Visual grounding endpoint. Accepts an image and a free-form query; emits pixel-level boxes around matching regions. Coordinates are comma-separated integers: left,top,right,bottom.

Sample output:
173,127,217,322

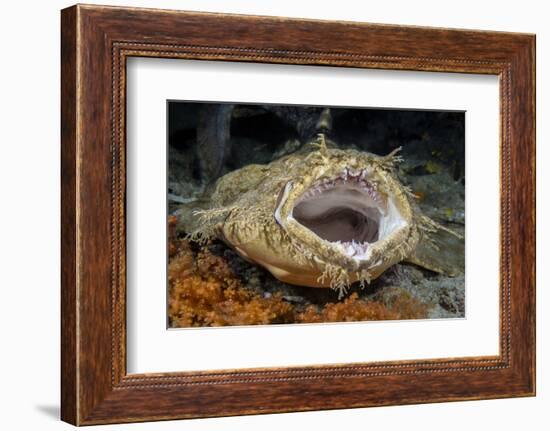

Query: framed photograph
61,4,535,425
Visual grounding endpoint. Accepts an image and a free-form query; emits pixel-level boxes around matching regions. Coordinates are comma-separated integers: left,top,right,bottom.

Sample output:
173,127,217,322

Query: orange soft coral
168,232,429,327
168,241,294,327
296,293,399,323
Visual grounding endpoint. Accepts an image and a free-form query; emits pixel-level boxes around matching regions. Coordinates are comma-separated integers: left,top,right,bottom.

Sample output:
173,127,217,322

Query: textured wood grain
60,4,535,425
60,6,78,425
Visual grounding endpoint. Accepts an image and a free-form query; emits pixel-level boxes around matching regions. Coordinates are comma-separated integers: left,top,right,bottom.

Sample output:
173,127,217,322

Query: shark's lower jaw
290,168,404,261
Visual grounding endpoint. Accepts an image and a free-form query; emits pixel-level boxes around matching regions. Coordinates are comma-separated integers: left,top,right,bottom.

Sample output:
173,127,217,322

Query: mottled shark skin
181,135,463,298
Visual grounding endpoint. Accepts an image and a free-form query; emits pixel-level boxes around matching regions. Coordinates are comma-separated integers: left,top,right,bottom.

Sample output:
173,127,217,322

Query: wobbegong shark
179,134,464,298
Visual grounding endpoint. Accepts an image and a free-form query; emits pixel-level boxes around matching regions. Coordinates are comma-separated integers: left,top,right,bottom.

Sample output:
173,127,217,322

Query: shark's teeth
334,239,370,259
300,168,381,203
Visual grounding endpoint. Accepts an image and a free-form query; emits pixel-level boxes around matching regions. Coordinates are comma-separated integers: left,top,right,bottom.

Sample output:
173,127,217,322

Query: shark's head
272,137,419,289
189,135,450,296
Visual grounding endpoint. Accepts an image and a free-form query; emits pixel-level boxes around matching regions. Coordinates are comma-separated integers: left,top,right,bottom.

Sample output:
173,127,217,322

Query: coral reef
168,231,295,327
295,291,428,323
168,226,430,327
167,104,466,327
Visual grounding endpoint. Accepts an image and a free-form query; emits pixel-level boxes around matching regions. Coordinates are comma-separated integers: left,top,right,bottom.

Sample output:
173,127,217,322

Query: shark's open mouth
291,168,400,260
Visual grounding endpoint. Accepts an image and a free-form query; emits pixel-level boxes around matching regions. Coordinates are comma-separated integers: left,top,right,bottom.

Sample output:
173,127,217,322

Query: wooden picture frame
61,4,535,425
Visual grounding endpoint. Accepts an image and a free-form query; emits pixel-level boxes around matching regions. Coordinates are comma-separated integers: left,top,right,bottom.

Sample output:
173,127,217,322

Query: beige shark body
183,135,463,297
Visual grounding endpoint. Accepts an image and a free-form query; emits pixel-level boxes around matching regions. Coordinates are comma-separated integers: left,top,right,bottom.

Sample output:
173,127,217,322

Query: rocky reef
168,217,431,327
167,104,465,327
